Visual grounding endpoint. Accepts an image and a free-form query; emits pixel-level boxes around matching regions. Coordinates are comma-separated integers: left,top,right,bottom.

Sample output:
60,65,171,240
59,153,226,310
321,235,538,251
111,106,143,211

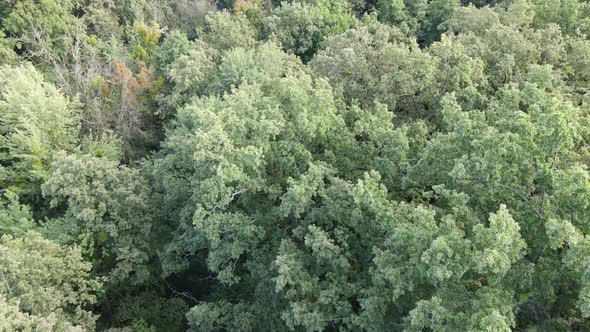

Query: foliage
3,0,79,56
0,190,35,236
377,0,428,34
419,0,460,45
0,232,101,330
264,0,354,61
310,21,436,112
42,151,156,284
0,31,17,65
0,64,79,199
1,0,590,331
167,0,216,39
532,0,590,36
198,10,258,52
131,22,161,62
111,291,189,331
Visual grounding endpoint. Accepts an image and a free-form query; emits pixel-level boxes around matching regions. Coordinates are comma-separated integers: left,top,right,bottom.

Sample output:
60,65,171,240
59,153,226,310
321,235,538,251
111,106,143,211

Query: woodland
1,0,590,331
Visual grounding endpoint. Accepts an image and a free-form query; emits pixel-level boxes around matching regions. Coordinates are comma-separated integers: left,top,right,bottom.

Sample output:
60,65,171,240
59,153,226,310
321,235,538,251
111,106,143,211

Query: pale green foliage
157,43,360,329
406,288,515,332
0,190,35,236
80,132,124,161
158,66,345,279
407,79,584,203
212,42,303,93
274,173,387,331
186,302,256,332
42,152,155,284
532,0,590,36
472,205,526,278
427,34,488,110
0,64,79,195
153,30,193,77
345,102,418,191
311,22,435,111
162,40,219,116
0,297,85,332
279,162,334,218
83,0,125,40
107,0,173,31
271,170,527,330
0,232,101,331
102,319,157,332
198,11,258,51
564,37,590,90
157,4,590,328
400,54,589,329
163,40,303,114
444,1,575,89
166,0,216,39
0,31,17,65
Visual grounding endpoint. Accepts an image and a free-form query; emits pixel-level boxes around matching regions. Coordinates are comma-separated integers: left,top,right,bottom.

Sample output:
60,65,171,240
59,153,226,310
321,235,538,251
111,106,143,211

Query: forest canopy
1,0,590,331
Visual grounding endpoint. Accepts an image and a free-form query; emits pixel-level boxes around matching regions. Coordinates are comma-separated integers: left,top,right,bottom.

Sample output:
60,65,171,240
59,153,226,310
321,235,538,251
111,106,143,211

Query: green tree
154,43,362,329
198,10,259,52
0,232,101,331
310,21,436,113
264,0,354,62
532,0,590,36
377,0,428,34
3,0,80,57
0,190,35,236
419,0,460,45
42,151,156,284
0,64,79,200
0,31,17,65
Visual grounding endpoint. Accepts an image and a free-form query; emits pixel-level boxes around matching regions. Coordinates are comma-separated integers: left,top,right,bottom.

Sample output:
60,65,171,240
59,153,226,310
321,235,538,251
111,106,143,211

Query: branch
231,188,248,200
164,281,199,304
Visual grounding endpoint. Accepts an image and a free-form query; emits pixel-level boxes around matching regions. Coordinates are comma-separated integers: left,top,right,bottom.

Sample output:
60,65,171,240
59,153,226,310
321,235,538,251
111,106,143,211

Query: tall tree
0,64,79,202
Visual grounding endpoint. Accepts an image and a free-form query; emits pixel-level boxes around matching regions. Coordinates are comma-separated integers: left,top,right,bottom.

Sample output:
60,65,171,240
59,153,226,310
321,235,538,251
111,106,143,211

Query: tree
0,190,35,236
198,10,259,52
0,64,79,201
42,151,156,285
2,0,89,94
153,42,363,329
167,0,216,39
1,0,590,330
159,39,219,118
83,0,125,41
3,0,79,58
377,0,428,34
0,232,101,330
419,0,460,45
264,0,354,62
110,291,189,331
310,20,436,113
0,31,17,65
403,77,589,328
532,0,590,37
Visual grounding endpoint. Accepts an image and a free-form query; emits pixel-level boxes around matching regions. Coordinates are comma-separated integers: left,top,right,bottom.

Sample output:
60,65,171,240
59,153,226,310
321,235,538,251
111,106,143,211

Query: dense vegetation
1,0,590,330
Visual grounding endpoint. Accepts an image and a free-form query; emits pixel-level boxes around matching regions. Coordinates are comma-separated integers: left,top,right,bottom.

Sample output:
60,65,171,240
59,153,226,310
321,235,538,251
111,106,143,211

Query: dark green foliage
264,0,354,62
110,292,189,331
